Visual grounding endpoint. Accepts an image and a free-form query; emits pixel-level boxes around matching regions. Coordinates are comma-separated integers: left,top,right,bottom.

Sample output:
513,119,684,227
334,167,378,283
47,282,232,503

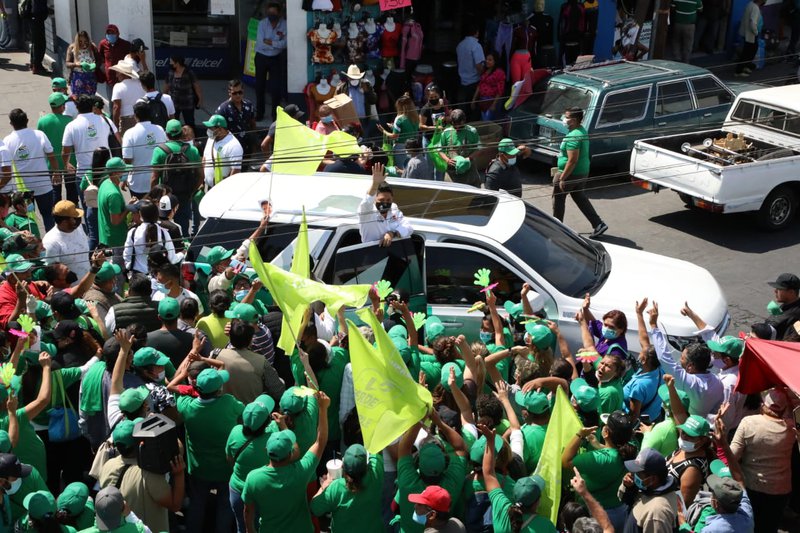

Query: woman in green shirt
378,94,420,169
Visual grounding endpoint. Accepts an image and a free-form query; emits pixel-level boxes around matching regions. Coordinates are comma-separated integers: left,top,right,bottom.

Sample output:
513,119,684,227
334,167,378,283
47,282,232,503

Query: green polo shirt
291,347,348,442
396,454,467,533
599,378,624,415
36,113,73,171
225,425,275,494
97,178,126,247
573,447,626,509
558,126,590,176
520,423,548,473
672,0,703,24
489,488,558,533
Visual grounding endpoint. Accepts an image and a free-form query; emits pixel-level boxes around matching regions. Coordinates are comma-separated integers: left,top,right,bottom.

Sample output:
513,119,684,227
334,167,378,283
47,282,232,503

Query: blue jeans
187,477,233,533
393,144,409,170
229,485,257,533
382,469,397,531
85,207,99,251
174,194,192,237
34,191,55,231
605,503,629,533
191,194,204,236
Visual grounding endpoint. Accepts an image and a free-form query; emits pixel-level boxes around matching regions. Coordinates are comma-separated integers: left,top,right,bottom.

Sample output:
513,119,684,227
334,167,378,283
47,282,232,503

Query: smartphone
229,258,246,274
640,414,652,426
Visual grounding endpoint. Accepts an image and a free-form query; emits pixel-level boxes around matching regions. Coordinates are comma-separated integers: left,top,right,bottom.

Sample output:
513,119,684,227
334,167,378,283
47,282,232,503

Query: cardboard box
324,94,360,128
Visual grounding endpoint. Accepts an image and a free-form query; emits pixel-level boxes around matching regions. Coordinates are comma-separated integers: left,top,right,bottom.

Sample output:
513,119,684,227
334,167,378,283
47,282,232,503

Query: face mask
429,98,439,105
506,157,517,166
595,370,613,383
321,115,335,124
601,326,617,340
562,116,570,126
234,289,249,302
479,331,492,343
350,79,360,87
119,173,128,184
206,129,216,140
711,358,726,370
767,300,782,315
154,282,169,294
633,474,646,491
267,13,279,22
156,370,166,382
26,202,34,214
169,64,177,71
678,437,698,452
412,511,428,525
375,202,391,214
106,34,117,44
66,271,78,285
6,478,21,495
524,332,532,345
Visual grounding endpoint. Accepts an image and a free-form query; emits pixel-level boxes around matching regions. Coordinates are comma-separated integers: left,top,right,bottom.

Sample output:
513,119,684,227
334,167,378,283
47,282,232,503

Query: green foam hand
473,268,492,288
17,315,34,334
412,312,426,331
375,280,393,300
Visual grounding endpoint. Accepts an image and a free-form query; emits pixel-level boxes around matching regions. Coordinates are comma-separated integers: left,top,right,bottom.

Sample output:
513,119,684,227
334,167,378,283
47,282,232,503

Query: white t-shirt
62,113,113,175
203,133,243,187
42,225,91,280
121,121,167,194
0,141,11,194
64,99,78,118
142,91,176,117
111,78,145,117
122,222,183,273
3,128,54,196
152,287,204,315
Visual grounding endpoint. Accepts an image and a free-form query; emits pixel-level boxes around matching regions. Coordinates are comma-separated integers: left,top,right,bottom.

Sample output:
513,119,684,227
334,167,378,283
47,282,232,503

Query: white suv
194,172,730,351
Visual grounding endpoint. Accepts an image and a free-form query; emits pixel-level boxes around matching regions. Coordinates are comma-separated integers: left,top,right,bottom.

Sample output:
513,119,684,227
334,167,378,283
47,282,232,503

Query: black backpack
142,93,168,128
158,142,194,196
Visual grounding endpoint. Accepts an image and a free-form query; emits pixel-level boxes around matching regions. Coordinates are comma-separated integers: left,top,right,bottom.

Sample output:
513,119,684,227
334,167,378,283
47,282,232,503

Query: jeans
748,488,789,533
34,191,54,231
53,173,79,205
192,192,204,236
174,193,193,236
392,144,409,170
85,207,98,252
29,15,45,69
605,504,628,533
254,52,287,120
187,477,234,533
458,83,479,120
671,23,696,64
37,430,92,495
229,485,257,533
552,173,603,228
381,470,397,531
737,41,758,73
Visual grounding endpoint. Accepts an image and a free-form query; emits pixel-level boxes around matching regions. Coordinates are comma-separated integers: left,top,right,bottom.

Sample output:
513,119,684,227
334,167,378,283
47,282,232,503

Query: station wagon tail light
693,199,724,213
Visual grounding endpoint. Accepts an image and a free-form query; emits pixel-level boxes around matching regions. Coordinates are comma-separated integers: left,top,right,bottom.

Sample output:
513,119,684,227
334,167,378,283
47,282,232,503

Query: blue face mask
6,478,22,495
601,326,617,340
106,34,117,44
234,289,249,302
321,115,335,124
154,282,169,294
634,474,646,491
479,331,492,343
412,511,428,525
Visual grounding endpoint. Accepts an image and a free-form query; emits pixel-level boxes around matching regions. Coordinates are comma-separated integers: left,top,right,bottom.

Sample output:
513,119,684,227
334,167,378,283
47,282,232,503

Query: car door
590,85,652,167
654,79,700,133
689,75,734,128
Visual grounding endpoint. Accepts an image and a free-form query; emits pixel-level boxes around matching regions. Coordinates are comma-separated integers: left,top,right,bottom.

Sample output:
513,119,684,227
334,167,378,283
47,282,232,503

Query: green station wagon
509,60,761,168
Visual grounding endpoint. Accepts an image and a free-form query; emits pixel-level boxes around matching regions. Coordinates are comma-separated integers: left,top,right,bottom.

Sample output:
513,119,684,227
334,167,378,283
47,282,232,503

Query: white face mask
678,437,698,452
595,370,613,384
350,79,360,87
562,116,570,126
506,157,517,166
6,478,21,495
711,358,726,370
156,371,166,382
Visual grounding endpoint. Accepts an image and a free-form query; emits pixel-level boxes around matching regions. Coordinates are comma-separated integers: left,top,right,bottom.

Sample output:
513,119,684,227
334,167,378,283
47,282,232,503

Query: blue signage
154,46,231,78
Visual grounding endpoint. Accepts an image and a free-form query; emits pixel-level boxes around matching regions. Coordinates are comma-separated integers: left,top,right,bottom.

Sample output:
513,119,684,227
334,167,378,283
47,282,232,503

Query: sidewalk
0,51,56,122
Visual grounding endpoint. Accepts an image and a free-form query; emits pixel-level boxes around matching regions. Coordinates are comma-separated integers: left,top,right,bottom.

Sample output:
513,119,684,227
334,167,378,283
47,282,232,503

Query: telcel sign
154,48,229,77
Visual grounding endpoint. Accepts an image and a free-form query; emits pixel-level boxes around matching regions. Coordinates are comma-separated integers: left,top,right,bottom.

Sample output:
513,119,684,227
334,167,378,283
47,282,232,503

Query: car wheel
756,186,798,231
677,192,695,208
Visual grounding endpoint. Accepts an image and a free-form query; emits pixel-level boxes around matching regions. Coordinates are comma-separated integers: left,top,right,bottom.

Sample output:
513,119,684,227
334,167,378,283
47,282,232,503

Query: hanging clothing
513,23,538,56
309,82,335,118
308,28,338,64
495,22,514,72
311,0,334,9
365,23,383,59
381,24,401,58
510,51,532,84
346,27,367,63
400,21,424,69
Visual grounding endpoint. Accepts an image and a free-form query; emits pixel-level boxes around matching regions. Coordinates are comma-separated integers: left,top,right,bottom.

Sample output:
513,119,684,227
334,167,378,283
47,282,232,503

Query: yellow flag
271,107,361,175
348,308,432,454
248,242,370,354
277,209,310,353
534,386,582,524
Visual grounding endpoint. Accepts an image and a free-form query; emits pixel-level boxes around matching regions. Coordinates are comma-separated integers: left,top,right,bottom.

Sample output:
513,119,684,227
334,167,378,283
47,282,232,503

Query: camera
102,249,114,257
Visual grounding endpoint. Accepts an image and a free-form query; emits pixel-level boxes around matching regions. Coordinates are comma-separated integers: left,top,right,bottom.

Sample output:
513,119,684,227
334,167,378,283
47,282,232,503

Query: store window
153,0,209,14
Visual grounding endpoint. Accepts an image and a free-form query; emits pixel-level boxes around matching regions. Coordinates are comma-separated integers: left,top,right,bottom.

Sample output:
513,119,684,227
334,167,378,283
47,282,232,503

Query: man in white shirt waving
122,101,167,199
358,162,413,246
202,115,243,188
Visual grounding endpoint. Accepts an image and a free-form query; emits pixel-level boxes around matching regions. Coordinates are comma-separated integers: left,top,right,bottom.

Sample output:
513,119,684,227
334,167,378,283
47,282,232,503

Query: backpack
142,93,168,128
158,142,195,196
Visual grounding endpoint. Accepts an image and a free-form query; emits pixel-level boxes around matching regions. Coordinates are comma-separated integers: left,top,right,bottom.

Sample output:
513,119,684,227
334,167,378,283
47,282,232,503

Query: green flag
348,308,432,454
277,209,310,353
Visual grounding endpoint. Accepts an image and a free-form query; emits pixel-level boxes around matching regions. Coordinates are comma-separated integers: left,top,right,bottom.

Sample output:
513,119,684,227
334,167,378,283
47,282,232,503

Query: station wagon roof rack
559,60,681,85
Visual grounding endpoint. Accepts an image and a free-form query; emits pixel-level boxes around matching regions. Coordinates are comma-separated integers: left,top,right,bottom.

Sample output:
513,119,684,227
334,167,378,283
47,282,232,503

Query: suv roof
199,172,527,242
556,59,710,87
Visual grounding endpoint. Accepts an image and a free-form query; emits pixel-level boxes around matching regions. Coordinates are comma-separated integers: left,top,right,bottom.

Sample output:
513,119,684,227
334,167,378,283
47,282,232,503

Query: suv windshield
503,203,608,297
540,82,594,120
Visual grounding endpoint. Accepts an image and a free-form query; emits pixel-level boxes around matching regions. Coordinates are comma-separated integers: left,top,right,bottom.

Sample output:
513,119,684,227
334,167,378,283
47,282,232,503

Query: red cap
408,486,451,513
105,24,119,34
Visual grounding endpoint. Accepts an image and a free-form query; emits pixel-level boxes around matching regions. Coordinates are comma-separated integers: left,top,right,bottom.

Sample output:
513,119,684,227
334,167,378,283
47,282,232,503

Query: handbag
48,372,81,442
101,115,122,157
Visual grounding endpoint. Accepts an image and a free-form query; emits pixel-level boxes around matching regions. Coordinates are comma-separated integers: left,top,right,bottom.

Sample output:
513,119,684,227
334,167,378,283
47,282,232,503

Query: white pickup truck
629,85,800,230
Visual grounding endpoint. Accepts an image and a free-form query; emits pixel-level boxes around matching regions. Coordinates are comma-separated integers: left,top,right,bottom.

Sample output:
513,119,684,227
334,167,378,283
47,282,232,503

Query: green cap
497,138,520,156
3,253,33,273
524,322,554,351
0,430,11,453
118,387,149,414
206,245,234,266
513,475,545,506
34,301,53,321
132,347,170,368
111,419,138,448
657,384,690,410
454,155,471,174
391,335,412,365
95,262,121,282
503,300,524,319
51,77,67,89
57,482,90,516
23,491,56,520
676,415,710,438
41,342,57,358
0,228,13,242
279,387,307,415
570,378,599,413
710,459,732,478
48,92,68,107
224,303,258,323
425,317,446,344
469,434,504,464
343,444,368,476
105,157,132,172
707,336,744,359
388,324,407,339
418,443,446,477
158,297,180,321
74,298,89,316
767,300,782,316
202,114,228,129
514,390,550,414
440,362,463,392
243,395,275,430
195,368,230,394
266,429,296,461
165,119,183,136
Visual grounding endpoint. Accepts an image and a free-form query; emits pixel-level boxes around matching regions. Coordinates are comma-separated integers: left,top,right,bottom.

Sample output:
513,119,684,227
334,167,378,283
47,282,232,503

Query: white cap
158,195,173,213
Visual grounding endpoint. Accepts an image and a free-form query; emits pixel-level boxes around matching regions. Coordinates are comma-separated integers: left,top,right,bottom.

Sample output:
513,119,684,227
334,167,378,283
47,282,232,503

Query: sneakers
590,222,608,238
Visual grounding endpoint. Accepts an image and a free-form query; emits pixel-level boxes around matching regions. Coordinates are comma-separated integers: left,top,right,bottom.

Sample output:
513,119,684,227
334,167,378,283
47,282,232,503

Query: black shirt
484,159,523,197
323,159,369,175
147,328,195,368
768,297,800,340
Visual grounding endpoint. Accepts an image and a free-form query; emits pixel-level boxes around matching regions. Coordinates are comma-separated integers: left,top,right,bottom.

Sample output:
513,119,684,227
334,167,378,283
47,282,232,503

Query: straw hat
344,64,365,80
109,60,139,79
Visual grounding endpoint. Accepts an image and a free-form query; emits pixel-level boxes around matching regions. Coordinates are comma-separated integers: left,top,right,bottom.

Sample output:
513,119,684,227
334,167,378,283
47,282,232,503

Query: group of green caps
22,480,90,522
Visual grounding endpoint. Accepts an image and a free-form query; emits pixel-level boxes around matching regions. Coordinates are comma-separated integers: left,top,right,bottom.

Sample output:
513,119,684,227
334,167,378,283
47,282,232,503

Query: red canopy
735,338,800,395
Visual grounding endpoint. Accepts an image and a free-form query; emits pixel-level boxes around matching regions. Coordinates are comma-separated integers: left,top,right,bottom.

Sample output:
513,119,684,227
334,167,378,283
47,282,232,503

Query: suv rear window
597,86,650,126
539,82,593,120
390,186,498,226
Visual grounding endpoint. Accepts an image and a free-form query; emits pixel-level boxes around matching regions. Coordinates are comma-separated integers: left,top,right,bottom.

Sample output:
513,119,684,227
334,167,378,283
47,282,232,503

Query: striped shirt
672,0,703,24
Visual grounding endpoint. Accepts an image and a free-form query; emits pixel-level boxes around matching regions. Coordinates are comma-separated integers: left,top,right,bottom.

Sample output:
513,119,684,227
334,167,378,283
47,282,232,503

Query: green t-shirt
393,115,420,144
176,394,244,482
292,347,348,442
0,409,46,484
598,379,624,415
9,466,47,521
309,454,384,533
557,126,590,176
5,214,38,237
150,140,201,166
242,450,320,533
396,454,467,533
36,113,73,171
488,487,558,533
225,425,275,494
28,367,83,427
641,417,678,459
97,178,127,247
520,423,547,474
572,447,626,509
441,126,480,157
